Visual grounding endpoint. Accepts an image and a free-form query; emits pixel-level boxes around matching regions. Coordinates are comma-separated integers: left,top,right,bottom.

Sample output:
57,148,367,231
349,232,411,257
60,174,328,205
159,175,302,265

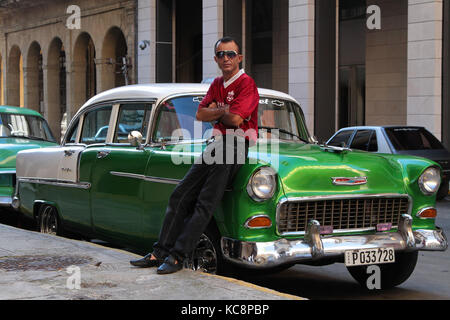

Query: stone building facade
135,0,450,148
0,0,135,140
1,0,449,148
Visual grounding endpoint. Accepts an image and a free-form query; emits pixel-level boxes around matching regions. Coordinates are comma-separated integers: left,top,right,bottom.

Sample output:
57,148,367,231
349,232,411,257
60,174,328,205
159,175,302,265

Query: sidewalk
0,223,304,300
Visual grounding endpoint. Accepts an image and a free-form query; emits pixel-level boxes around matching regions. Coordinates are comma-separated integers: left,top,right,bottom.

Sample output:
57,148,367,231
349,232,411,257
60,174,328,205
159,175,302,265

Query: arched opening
72,32,96,116
26,41,43,112
47,38,66,142
101,26,128,91
7,45,23,107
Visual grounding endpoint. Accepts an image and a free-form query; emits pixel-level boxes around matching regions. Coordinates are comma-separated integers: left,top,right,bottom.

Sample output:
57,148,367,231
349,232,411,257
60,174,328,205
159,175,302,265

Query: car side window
351,130,377,151
80,106,112,145
114,103,152,143
328,130,354,147
368,131,378,152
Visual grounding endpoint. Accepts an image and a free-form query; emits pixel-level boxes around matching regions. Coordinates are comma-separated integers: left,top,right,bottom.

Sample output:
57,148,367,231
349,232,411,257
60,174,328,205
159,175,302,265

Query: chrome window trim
275,193,413,236
106,104,120,144
17,177,91,190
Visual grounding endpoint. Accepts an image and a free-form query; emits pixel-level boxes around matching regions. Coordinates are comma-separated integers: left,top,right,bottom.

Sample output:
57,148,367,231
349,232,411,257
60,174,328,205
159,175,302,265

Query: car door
88,102,153,247
140,95,212,249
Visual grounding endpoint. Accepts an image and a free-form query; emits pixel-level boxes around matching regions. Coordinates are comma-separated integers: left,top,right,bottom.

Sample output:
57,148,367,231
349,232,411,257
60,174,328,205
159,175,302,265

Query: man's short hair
214,36,241,54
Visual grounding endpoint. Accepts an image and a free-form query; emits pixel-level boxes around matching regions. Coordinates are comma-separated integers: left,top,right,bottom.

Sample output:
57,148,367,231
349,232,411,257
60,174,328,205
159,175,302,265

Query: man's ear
214,55,218,64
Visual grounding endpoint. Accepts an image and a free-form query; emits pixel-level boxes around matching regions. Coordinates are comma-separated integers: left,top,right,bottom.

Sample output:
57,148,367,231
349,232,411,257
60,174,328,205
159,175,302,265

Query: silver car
327,126,450,200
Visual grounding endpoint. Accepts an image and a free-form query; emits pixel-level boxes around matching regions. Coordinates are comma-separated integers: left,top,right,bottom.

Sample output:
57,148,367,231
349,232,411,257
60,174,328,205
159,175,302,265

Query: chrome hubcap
188,234,218,274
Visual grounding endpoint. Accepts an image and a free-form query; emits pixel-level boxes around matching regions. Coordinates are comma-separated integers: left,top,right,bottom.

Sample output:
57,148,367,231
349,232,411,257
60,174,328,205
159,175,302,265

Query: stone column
203,0,223,80
407,0,443,139
43,63,62,142
137,0,156,83
289,0,315,133
23,66,40,112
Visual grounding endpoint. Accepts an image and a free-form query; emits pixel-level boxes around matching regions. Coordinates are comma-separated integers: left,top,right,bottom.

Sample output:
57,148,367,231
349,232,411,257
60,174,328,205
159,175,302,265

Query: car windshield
0,113,56,142
385,127,444,151
154,95,309,143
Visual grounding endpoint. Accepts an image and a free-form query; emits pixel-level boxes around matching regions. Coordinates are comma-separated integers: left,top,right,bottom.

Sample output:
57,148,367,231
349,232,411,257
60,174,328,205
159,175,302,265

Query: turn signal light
245,216,272,229
417,208,437,219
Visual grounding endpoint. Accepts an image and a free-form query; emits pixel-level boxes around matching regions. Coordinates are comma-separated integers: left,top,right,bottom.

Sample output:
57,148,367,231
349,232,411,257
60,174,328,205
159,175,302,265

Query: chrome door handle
97,150,110,159
64,150,75,157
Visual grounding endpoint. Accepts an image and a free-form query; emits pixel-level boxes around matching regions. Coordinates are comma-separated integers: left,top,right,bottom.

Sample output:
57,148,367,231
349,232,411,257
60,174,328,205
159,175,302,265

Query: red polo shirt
199,70,259,142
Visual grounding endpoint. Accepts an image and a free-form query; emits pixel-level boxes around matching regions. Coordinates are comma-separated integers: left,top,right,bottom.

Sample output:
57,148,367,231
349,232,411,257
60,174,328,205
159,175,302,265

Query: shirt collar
223,69,245,89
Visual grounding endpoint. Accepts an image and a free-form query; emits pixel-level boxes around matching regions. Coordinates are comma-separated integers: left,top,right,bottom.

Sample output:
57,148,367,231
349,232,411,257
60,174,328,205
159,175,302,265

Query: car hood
248,141,406,197
0,138,57,168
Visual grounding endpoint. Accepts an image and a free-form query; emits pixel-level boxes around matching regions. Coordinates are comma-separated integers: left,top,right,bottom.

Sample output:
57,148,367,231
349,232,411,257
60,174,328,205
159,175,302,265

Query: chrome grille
277,196,410,235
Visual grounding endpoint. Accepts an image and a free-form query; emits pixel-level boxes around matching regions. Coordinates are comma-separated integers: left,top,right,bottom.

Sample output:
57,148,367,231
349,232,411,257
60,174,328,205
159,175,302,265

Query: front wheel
346,251,418,289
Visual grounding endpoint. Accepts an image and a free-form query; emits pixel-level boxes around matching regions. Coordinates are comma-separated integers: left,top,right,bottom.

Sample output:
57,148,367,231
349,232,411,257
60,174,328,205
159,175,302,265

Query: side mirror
128,131,144,150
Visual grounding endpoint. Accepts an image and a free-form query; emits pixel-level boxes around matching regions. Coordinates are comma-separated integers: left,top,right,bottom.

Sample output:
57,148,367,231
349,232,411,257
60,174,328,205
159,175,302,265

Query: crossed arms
196,102,244,128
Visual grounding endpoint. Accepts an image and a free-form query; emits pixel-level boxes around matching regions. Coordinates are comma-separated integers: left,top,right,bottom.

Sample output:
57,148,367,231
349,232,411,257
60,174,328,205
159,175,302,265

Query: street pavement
0,223,304,300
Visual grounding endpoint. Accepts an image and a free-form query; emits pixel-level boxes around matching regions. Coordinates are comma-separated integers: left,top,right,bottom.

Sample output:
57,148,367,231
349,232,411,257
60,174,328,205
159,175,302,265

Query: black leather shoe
130,253,162,268
157,255,183,275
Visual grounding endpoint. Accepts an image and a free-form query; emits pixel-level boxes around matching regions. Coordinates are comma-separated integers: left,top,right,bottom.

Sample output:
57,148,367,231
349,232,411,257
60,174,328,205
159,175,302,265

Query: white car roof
80,83,299,112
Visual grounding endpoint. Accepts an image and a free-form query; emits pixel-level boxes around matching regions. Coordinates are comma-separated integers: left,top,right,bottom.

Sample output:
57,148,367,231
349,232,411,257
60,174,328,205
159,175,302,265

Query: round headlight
418,167,441,195
247,167,277,201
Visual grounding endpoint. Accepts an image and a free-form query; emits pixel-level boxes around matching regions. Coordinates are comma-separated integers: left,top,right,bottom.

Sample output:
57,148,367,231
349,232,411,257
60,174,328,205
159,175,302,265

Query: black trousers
152,135,249,262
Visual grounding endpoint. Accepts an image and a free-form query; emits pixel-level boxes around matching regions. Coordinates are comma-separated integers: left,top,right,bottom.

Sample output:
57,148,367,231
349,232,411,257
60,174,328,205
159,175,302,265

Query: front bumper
221,215,448,268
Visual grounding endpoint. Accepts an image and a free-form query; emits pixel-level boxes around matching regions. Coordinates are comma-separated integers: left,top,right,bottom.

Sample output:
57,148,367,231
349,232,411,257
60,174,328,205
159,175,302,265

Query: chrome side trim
17,178,91,190
276,193,413,236
0,170,16,175
110,171,181,185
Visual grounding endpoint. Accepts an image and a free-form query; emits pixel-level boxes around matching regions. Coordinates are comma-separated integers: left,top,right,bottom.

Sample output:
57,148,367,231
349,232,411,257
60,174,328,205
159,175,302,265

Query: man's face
214,41,243,75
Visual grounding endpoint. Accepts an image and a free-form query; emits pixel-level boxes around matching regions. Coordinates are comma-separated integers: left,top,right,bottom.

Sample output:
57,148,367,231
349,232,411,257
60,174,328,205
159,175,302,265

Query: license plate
345,248,395,267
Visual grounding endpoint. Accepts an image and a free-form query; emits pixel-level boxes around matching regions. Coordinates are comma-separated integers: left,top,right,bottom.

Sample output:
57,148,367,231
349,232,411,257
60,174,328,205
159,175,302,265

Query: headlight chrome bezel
247,166,277,202
418,166,441,196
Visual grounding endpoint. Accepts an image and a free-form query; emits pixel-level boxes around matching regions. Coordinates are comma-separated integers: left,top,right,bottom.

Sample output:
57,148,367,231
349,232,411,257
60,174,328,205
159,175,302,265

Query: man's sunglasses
215,50,238,59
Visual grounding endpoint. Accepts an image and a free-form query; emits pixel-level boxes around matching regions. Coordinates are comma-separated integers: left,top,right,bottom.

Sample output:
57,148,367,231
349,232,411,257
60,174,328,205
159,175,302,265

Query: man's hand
196,102,226,122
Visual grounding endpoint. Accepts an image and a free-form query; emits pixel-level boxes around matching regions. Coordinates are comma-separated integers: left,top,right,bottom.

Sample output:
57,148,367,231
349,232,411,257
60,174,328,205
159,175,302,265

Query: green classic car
0,105,56,209
13,84,447,288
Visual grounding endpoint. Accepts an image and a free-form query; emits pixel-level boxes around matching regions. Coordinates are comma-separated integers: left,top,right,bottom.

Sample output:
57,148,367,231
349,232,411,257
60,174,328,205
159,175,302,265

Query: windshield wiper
259,126,309,143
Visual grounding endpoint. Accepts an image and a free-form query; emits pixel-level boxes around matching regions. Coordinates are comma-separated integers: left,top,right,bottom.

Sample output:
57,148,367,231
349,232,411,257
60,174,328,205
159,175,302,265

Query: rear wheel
346,251,418,289
38,205,62,236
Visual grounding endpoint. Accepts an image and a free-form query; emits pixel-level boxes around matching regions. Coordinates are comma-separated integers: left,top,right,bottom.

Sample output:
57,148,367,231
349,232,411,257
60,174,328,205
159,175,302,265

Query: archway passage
7,46,23,107
26,41,43,112
101,26,128,91
72,32,96,116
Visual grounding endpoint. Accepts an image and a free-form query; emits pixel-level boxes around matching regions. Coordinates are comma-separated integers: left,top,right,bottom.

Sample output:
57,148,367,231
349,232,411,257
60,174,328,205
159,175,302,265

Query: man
130,36,259,274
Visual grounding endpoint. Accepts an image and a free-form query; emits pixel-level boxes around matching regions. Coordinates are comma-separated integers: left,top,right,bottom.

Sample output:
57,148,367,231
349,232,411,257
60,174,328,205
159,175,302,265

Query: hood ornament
332,177,367,186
